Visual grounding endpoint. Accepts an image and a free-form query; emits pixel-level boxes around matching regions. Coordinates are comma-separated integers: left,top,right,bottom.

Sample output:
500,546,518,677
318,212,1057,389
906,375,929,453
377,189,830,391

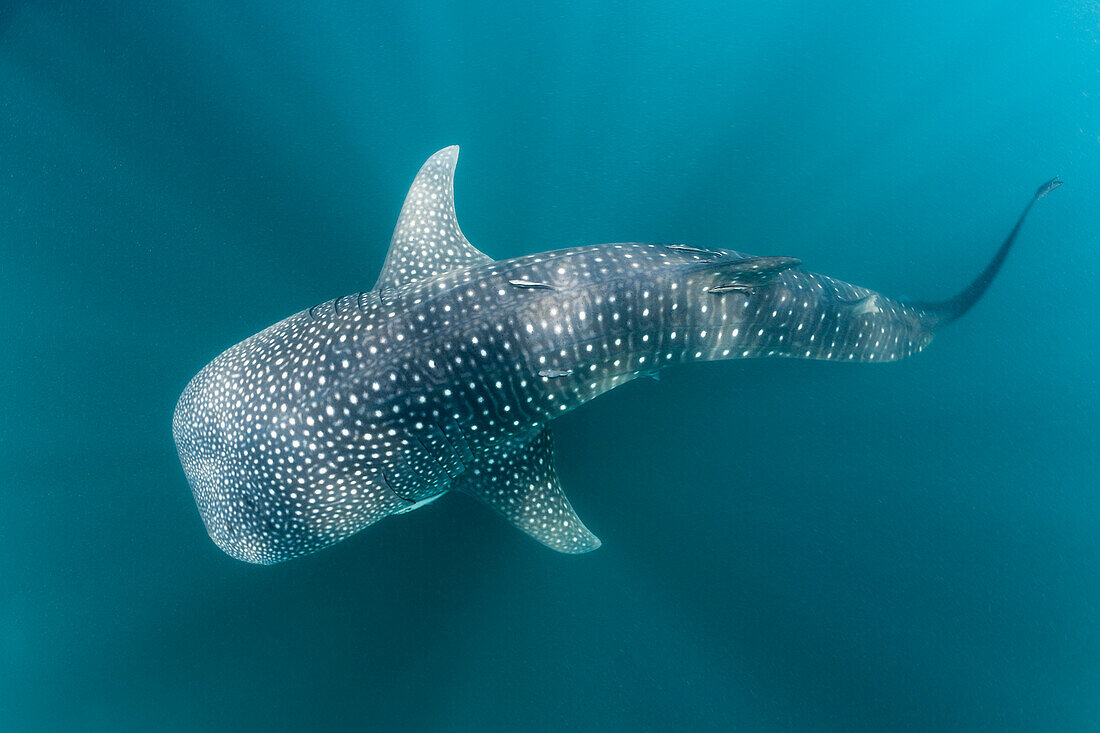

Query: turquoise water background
2,2,1098,730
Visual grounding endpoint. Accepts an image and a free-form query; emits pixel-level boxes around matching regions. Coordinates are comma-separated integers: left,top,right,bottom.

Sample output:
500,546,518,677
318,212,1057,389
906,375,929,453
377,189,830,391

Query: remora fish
173,147,1058,563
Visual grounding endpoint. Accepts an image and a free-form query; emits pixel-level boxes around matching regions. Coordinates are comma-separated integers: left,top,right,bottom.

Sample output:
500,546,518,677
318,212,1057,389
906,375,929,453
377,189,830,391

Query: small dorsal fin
455,427,601,554
713,255,801,281
373,146,493,292
704,256,802,294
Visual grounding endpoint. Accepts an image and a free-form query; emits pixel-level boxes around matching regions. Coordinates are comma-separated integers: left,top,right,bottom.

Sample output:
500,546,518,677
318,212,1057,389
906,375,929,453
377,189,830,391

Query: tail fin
910,178,1061,325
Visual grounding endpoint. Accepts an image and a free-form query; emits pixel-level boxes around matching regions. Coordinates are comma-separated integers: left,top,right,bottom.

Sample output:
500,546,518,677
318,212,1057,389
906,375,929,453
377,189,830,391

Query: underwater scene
2,2,1098,731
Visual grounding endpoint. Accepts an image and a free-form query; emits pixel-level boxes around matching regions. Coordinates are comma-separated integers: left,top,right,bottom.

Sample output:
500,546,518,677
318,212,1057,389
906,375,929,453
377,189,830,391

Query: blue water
2,2,1098,730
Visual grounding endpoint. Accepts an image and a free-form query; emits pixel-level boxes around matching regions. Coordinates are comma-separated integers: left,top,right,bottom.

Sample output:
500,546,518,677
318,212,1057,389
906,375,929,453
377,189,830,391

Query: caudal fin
909,178,1061,326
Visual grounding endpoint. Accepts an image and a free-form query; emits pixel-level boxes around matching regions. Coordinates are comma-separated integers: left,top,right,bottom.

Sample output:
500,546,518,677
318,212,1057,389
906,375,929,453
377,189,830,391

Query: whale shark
173,147,1058,564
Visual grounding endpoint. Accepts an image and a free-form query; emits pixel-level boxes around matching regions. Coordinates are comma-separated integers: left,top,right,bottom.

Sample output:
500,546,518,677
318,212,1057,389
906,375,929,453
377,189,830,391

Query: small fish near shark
173,147,1059,564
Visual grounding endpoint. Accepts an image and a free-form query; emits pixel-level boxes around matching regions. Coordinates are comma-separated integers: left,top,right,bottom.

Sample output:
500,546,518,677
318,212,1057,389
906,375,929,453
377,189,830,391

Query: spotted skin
173,147,1055,564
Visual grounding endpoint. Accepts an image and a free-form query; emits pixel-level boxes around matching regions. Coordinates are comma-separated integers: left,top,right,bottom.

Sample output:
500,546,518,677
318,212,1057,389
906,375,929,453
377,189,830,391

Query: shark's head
173,358,295,564
173,333,417,565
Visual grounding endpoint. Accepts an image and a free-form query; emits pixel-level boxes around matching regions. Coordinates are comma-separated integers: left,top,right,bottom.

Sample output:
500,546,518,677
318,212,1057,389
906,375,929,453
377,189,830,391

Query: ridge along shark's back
173,146,1058,564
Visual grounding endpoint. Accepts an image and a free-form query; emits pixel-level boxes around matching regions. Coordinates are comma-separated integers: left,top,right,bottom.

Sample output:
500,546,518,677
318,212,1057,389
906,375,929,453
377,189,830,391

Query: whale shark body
173,147,1058,564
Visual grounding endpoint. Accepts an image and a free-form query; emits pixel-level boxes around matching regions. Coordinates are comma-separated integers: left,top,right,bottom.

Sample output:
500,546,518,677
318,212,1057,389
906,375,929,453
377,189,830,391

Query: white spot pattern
173,147,1007,565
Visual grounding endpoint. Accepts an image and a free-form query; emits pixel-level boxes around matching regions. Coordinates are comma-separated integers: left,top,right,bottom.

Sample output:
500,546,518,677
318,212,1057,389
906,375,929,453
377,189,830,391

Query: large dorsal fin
373,146,493,292
455,427,601,554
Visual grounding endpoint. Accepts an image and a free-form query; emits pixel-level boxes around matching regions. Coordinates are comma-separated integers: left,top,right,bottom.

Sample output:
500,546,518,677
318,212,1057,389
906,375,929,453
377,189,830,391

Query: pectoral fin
454,428,601,553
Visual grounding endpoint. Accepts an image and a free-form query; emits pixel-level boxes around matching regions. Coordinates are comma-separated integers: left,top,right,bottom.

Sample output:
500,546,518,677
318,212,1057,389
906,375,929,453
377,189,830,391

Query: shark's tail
908,177,1061,327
